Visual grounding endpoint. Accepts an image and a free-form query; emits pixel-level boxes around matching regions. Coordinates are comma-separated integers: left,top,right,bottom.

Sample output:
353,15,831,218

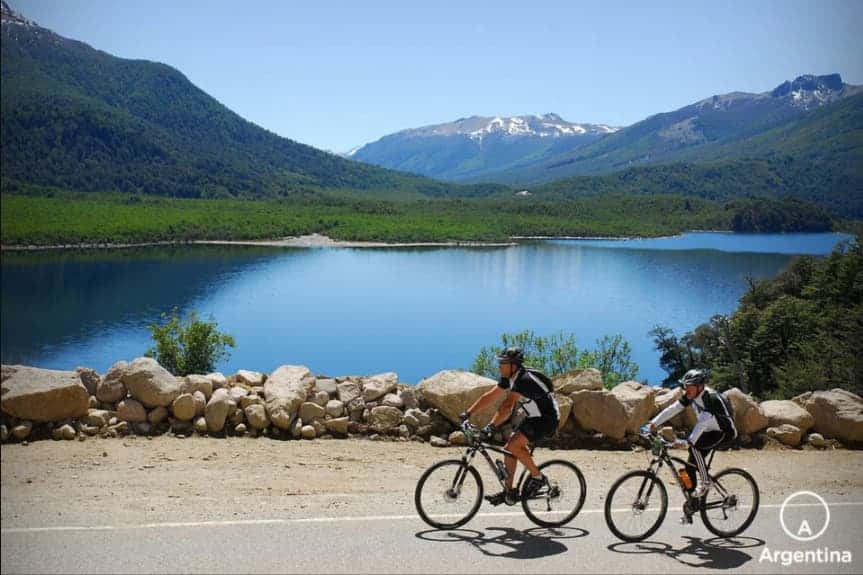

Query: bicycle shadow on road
415,526,588,560
607,535,765,570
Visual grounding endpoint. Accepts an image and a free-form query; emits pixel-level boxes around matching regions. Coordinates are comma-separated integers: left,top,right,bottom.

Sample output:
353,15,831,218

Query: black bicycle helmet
679,368,708,387
497,346,524,365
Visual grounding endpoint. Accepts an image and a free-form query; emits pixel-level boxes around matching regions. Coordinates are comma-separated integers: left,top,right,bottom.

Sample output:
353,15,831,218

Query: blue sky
14,0,863,152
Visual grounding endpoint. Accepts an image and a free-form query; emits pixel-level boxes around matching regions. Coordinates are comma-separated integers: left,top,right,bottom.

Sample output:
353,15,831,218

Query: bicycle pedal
680,515,693,525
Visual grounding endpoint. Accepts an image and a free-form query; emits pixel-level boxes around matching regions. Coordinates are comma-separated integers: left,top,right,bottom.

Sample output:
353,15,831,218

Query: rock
336,381,362,404
314,378,338,396
417,370,500,425
399,388,419,410
12,421,33,439
324,417,350,436
290,417,303,439
192,391,207,417
88,396,99,409
569,389,628,439
180,375,213,400
309,390,328,407
205,388,236,433
109,420,129,435
761,400,815,432
244,404,270,430
120,357,181,408
553,368,603,394
148,406,169,425
369,405,403,432
659,425,677,442
347,398,365,422
554,394,573,430
171,394,197,422
610,381,657,435
448,430,467,445
1,365,90,422
109,417,118,426
325,400,344,418
117,399,147,423
0,425,8,441
234,423,247,435
228,387,248,405
76,367,101,396
430,436,449,447
85,409,112,428
793,389,863,444
398,424,410,438
205,372,228,391
766,424,803,447
193,416,208,434
404,408,431,428
236,370,264,386
312,420,326,436
723,388,768,435
381,393,404,409
807,433,826,448
362,372,398,402
95,361,129,403
299,402,326,422
57,423,76,440
301,425,316,440
264,365,314,430
133,422,151,435
229,408,245,426
240,395,263,409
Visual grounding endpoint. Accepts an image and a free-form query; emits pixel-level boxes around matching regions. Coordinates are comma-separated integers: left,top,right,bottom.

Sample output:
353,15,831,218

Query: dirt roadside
2,437,861,529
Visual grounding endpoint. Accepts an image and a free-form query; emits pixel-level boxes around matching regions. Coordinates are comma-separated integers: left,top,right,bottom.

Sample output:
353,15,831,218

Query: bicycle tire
700,467,759,538
414,459,484,529
521,459,587,527
605,470,668,542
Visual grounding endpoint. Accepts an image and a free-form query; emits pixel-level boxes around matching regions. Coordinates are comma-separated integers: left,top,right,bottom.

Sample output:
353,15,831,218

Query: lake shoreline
0,231,686,252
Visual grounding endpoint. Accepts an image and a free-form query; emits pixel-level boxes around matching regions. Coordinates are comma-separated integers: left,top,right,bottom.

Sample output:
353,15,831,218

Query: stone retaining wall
2,361,861,450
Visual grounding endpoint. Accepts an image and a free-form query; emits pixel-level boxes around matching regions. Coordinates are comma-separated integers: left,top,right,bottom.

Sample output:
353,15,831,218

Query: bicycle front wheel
700,467,759,538
604,470,668,542
521,459,587,527
414,459,483,529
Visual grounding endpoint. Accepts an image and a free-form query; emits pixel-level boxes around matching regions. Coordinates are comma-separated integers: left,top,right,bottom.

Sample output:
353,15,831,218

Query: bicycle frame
451,439,536,495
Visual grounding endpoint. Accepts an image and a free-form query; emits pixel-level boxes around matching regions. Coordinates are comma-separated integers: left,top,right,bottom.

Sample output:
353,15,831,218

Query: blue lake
0,232,853,385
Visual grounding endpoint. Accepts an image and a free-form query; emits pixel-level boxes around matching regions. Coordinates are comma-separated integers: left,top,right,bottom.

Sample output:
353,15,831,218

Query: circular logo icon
779,490,831,542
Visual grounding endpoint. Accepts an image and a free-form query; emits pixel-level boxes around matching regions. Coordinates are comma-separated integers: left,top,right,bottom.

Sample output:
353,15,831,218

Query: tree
145,308,235,376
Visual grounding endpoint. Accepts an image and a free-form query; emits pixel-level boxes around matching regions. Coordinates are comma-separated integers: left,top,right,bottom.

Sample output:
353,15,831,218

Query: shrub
145,308,235,376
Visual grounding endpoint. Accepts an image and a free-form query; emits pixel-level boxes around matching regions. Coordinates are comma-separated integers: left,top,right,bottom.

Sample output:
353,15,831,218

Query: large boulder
793,389,863,445
244,404,270,430
336,381,362,404
554,368,603,394
205,372,228,391
120,357,181,408
368,406,403,432
324,417,350,436
85,408,112,427
171,394,197,422
569,389,628,439
180,375,213,400
236,370,265,386
723,388,768,435
325,400,345,418
362,372,398,402
96,361,128,403
264,365,314,429
314,378,338,396
205,388,236,433
417,370,500,425
116,398,147,423
761,400,815,432
610,381,657,435
299,402,326,423
766,424,803,447
1,365,89,422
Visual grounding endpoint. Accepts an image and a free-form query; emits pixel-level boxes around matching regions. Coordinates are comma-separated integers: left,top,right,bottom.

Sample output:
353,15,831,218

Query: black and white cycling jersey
651,386,737,443
497,368,560,422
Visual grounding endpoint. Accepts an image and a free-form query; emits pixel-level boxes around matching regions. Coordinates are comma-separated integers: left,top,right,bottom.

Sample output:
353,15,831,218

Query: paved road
3,501,861,573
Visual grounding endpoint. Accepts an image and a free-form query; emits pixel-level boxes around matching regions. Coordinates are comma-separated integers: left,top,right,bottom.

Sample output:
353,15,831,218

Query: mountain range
352,74,863,188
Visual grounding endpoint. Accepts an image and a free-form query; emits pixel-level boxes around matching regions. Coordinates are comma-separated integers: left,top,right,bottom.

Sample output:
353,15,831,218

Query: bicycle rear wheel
414,459,483,529
700,467,759,538
521,459,587,527
604,470,668,542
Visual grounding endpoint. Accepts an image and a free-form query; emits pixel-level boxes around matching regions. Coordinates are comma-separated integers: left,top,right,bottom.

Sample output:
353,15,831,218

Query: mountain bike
415,421,586,529
604,431,759,542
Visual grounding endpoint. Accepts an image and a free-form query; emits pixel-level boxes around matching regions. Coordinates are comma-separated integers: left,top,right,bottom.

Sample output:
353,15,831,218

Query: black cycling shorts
514,417,558,442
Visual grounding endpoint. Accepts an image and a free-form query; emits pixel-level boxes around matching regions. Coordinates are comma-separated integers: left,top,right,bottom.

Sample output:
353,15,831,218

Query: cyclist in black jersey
461,347,560,506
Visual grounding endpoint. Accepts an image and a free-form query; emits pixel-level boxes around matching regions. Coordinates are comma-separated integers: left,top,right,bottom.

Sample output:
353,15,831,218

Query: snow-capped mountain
351,113,619,182
403,113,618,142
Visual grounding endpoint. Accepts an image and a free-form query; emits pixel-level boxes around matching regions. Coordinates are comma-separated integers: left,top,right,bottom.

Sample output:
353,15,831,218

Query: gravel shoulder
3,437,862,529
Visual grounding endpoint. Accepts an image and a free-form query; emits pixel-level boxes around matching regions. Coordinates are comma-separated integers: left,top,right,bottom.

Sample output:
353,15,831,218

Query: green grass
2,191,743,246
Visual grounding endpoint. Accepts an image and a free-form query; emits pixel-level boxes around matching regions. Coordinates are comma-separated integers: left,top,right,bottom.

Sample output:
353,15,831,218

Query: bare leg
505,432,539,490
